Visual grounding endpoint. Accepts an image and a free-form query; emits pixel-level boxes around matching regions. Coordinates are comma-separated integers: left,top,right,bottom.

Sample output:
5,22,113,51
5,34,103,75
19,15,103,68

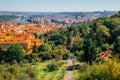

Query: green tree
49,34,67,45
101,43,111,51
97,25,110,37
76,50,84,62
110,27,120,43
38,34,43,39
6,44,25,62
114,36,120,53
38,43,51,52
83,38,99,65
34,33,38,39
70,37,83,52
0,47,4,62
32,44,39,53
67,31,73,48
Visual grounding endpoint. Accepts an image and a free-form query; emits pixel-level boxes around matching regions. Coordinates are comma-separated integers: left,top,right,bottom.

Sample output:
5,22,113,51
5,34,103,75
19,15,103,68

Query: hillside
43,11,120,61
0,11,120,80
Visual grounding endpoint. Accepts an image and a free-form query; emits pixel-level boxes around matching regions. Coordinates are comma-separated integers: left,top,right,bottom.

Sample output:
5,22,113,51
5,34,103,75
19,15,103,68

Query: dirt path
66,60,73,80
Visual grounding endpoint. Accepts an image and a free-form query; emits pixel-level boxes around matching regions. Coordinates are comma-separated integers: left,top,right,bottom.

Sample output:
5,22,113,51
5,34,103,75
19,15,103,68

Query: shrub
77,59,120,80
46,62,58,71
63,53,69,60
74,63,88,72
26,67,38,79
19,74,32,80
7,66,20,75
0,63,38,80
1,72,15,80
38,43,51,52
117,53,120,60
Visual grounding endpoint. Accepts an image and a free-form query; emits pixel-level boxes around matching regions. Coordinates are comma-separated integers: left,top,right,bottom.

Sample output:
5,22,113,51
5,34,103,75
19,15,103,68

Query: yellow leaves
76,58,120,80
106,58,120,79
97,25,110,37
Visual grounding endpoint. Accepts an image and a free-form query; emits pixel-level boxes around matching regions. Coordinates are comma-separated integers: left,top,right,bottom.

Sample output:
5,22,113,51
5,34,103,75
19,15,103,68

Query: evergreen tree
83,38,98,65
114,36,120,53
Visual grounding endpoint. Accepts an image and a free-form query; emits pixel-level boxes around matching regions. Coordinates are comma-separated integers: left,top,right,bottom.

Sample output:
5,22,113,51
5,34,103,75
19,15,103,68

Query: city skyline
0,0,120,12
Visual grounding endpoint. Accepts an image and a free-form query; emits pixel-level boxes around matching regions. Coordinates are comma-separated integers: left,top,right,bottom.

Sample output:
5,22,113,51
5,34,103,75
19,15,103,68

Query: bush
19,74,32,80
46,62,58,71
1,72,15,80
117,53,120,60
74,63,88,72
7,66,20,75
0,62,39,80
38,43,51,52
63,53,69,60
76,50,84,62
77,59,120,80
26,67,38,79
24,53,41,63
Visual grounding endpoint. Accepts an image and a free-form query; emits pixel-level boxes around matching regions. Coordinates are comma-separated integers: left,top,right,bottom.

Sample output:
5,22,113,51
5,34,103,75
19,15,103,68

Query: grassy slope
33,60,67,80
0,60,67,80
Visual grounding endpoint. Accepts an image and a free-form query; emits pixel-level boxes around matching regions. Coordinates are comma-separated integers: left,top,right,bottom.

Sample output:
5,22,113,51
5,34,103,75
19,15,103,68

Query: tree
92,22,102,31
6,44,25,62
97,25,110,37
38,43,51,52
101,43,111,51
67,31,73,48
0,47,4,62
34,33,38,39
103,17,120,43
76,50,84,62
114,36,120,53
83,38,99,65
49,34,67,45
38,34,44,39
91,25,110,46
32,44,39,53
110,27,120,43
70,37,83,52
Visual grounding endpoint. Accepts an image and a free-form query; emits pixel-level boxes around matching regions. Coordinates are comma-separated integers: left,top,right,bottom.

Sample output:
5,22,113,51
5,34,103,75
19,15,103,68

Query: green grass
0,60,67,80
72,70,79,80
33,60,66,80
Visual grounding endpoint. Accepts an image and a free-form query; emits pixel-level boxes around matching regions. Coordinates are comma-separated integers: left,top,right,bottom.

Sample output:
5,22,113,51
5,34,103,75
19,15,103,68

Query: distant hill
0,15,18,22
0,11,117,17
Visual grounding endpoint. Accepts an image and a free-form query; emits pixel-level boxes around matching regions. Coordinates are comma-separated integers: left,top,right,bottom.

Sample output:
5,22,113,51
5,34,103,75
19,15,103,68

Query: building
0,34,44,49
98,50,113,60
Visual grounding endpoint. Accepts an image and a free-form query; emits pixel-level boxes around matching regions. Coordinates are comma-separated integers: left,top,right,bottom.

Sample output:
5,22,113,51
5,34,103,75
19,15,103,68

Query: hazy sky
0,0,120,12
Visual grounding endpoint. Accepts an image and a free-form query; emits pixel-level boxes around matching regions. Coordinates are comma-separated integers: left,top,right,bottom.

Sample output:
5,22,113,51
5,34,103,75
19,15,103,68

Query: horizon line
0,10,119,13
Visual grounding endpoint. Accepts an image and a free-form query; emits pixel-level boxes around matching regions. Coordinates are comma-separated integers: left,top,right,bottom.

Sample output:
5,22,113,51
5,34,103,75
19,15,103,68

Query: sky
0,0,120,12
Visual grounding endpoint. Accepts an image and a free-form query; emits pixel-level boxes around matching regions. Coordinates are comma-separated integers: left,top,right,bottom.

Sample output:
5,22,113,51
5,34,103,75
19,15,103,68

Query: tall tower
0,23,4,29
44,19,47,26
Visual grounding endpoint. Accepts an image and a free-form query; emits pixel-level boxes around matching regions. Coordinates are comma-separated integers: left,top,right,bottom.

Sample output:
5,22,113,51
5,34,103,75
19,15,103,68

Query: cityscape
0,0,120,80
0,11,117,50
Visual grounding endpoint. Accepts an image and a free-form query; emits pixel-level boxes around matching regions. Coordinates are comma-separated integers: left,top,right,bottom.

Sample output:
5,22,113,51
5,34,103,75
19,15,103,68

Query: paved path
66,60,73,80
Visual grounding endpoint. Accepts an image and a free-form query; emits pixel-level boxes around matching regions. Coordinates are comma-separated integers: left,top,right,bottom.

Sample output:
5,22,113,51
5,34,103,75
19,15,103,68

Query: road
66,60,73,80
